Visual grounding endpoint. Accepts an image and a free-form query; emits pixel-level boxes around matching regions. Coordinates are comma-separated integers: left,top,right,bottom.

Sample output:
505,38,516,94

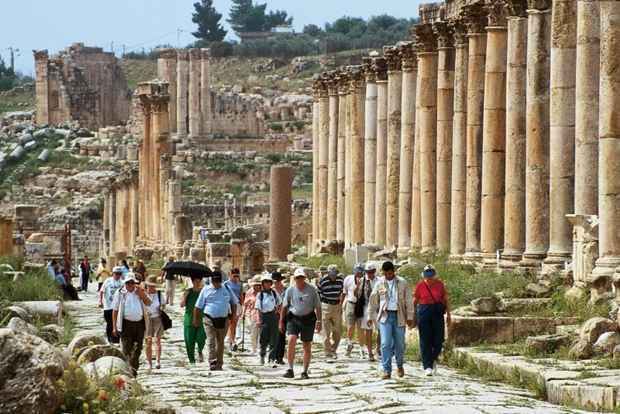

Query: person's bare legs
145,337,153,369
156,336,162,367
302,341,312,373
287,335,297,369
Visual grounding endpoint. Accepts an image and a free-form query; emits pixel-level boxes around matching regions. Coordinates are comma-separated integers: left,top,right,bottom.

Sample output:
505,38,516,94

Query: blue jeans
379,311,405,374
417,304,445,370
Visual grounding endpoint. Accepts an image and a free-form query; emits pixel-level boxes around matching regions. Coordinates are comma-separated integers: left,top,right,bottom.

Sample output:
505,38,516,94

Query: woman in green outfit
180,274,206,364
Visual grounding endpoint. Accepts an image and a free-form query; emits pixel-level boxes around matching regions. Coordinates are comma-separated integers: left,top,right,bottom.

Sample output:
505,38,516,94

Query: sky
1,0,421,76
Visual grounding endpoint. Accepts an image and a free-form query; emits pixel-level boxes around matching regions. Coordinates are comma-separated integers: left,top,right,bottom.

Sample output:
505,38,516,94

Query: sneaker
424,368,433,377
300,371,310,380
232,343,238,352
283,369,294,378
397,367,404,377
368,353,376,362
381,372,391,380
432,362,438,375
276,359,285,365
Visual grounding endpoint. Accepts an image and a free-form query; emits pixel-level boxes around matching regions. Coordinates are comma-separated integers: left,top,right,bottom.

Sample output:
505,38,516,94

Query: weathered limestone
398,42,417,253
384,46,403,249
0,217,14,256
574,0,600,216
502,0,528,265
592,1,620,280
349,67,366,246
464,8,487,261
108,191,116,255
189,49,202,138
546,0,577,266
344,78,352,247
318,80,329,241
449,23,469,258
326,73,339,242
200,48,211,135
480,2,508,265
374,59,389,247
434,22,455,252
336,71,349,242
156,49,177,134
362,59,378,244
566,214,599,290
269,165,293,261
416,25,439,252
176,50,189,140
521,0,551,268
311,94,320,250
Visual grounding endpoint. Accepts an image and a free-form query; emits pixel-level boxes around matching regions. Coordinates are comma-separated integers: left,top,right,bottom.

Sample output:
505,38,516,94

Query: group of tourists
90,256,451,379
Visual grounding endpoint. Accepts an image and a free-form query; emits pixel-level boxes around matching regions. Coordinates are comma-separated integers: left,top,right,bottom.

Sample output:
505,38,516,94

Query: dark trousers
259,311,278,359
271,312,286,361
81,273,89,292
120,319,145,375
103,310,119,344
417,304,445,370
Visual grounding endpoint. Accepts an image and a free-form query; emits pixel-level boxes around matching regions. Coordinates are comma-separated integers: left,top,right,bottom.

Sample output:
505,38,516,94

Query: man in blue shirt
193,271,239,371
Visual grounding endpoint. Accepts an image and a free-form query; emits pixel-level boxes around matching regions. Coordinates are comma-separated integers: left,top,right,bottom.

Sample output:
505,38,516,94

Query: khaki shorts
146,316,163,338
344,301,360,328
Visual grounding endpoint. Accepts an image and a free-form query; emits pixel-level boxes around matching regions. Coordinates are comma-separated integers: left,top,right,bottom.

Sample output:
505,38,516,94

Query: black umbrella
163,261,212,278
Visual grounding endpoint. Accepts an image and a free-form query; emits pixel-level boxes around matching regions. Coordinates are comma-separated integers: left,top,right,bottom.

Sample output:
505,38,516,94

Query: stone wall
0,216,15,256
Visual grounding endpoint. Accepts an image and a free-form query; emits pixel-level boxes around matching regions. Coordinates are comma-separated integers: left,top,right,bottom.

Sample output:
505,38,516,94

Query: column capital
460,4,488,34
383,45,402,72
347,65,365,93
335,70,350,95
450,20,469,47
324,70,340,96
505,0,528,17
312,75,328,98
486,0,510,27
433,21,454,49
415,23,438,52
189,48,201,60
362,57,377,82
372,57,388,82
158,48,177,60
527,0,551,11
201,48,210,59
398,41,418,71
176,49,189,60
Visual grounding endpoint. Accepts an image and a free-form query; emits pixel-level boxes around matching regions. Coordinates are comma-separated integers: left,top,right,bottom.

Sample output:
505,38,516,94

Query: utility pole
7,47,20,72
111,41,114,54
177,28,183,48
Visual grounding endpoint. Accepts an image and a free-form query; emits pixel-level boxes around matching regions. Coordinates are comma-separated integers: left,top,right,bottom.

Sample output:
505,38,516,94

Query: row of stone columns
311,0,619,285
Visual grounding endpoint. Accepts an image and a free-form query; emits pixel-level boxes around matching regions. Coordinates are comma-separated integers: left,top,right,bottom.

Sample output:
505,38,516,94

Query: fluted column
521,0,551,268
363,58,378,244
311,91,320,250
416,25,439,252
318,80,329,241
344,74,352,247
108,190,116,255
592,1,620,280
384,46,402,249
502,0,528,265
411,64,422,250
156,49,177,134
176,50,189,140
480,3,508,265
546,0,577,266
188,49,201,139
450,23,468,258
574,0,599,216
464,8,487,261
374,59,389,247
434,22,455,252
326,73,339,241
336,71,349,242
200,48,211,135
350,67,366,245
398,42,417,253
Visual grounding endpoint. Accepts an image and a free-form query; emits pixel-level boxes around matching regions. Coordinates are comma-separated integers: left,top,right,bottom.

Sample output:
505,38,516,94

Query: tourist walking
224,268,245,352
359,263,381,361
414,264,451,376
255,273,282,365
144,276,165,370
317,264,344,359
79,256,92,292
368,261,414,379
112,274,152,376
280,268,322,379
99,266,124,343
181,274,206,364
271,271,287,364
160,257,177,306
96,258,111,292
193,270,239,371
342,264,365,357
243,275,262,353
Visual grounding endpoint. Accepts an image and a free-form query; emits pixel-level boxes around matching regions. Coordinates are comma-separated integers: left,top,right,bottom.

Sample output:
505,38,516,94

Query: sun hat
354,263,365,273
327,264,338,276
365,263,377,272
294,268,306,278
112,266,124,274
422,264,436,278
382,261,395,272
271,271,283,281
251,275,263,285
124,273,138,284
261,273,273,283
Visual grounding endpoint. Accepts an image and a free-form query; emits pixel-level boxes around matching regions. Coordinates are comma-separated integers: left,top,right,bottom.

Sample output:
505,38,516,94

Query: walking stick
240,310,246,352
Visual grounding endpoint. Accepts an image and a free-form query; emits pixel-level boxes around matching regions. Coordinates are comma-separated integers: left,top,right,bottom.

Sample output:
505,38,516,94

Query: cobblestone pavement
67,287,583,414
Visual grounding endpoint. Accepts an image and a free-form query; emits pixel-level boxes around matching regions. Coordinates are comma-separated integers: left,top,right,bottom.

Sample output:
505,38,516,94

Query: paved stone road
67,287,583,414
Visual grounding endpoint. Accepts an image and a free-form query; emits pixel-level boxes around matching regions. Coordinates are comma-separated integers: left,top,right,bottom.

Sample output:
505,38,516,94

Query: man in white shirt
99,266,124,344
255,273,282,365
341,264,365,357
112,274,152,376
360,263,381,361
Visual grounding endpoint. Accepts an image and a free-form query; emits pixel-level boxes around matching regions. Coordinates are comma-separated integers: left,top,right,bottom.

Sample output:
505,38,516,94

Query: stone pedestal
269,166,293,261
176,50,189,140
374,59,388,247
363,59,378,245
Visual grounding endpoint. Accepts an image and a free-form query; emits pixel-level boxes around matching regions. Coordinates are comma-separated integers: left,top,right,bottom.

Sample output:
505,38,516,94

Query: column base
480,252,500,271
518,251,546,273
397,246,411,258
590,256,620,280
449,253,465,263
500,250,523,270
463,250,482,265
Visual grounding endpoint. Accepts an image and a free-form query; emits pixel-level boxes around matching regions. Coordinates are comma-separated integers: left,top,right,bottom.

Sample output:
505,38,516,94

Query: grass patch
0,263,62,304
295,254,351,275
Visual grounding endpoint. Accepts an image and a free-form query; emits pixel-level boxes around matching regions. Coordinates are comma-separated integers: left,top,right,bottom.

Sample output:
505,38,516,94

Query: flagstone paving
66,287,584,414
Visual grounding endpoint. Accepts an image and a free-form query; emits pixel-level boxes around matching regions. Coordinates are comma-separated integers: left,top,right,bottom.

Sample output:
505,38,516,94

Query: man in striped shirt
317,264,344,359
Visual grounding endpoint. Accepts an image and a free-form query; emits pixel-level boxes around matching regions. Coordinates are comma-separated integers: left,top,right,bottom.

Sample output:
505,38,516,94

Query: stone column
188,49,201,139
200,48,211,136
374,59,389,247
34,50,50,125
176,50,189,140
131,177,139,248
362,58,378,244
344,75,352,247
384,46,402,249
157,49,177,134
416,25,439,252
480,3,508,266
326,73,339,241
502,0,528,265
318,79,329,241
398,42,417,254
464,7,487,261
521,0,551,268
411,61,422,251
450,23,468,258
434,22,455,252
336,71,349,242
349,67,366,245
108,190,116,255
575,0,600,216
311,92,320,250
592,1,620,279
546,0,577,266
269,165,293,261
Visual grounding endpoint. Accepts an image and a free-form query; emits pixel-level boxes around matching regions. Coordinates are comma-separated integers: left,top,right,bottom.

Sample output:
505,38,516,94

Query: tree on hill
192,0,227,41
228,0,292,33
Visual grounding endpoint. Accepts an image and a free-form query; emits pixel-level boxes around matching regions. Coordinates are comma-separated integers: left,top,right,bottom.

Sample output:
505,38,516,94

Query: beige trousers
204,317,229,369
321,302,342,354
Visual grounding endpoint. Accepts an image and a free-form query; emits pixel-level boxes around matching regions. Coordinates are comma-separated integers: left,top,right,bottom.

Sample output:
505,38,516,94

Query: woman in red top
413,264,451,376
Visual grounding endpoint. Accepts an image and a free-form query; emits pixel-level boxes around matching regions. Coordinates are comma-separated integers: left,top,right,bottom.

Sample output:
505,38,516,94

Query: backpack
259,289,278,310
354,278,366,318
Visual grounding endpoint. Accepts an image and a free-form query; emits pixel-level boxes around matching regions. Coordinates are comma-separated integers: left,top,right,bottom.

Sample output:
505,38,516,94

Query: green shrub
0,265,61,304
295,254,351,275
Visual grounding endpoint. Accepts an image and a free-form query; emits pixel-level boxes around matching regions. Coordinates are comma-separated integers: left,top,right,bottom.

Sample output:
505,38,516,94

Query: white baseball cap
365,263,377,271
293,268,306,278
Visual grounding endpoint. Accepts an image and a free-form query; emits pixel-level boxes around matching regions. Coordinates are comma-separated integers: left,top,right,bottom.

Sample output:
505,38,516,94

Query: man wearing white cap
99,266,124,344
255,273,281,365
280,268,322,379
